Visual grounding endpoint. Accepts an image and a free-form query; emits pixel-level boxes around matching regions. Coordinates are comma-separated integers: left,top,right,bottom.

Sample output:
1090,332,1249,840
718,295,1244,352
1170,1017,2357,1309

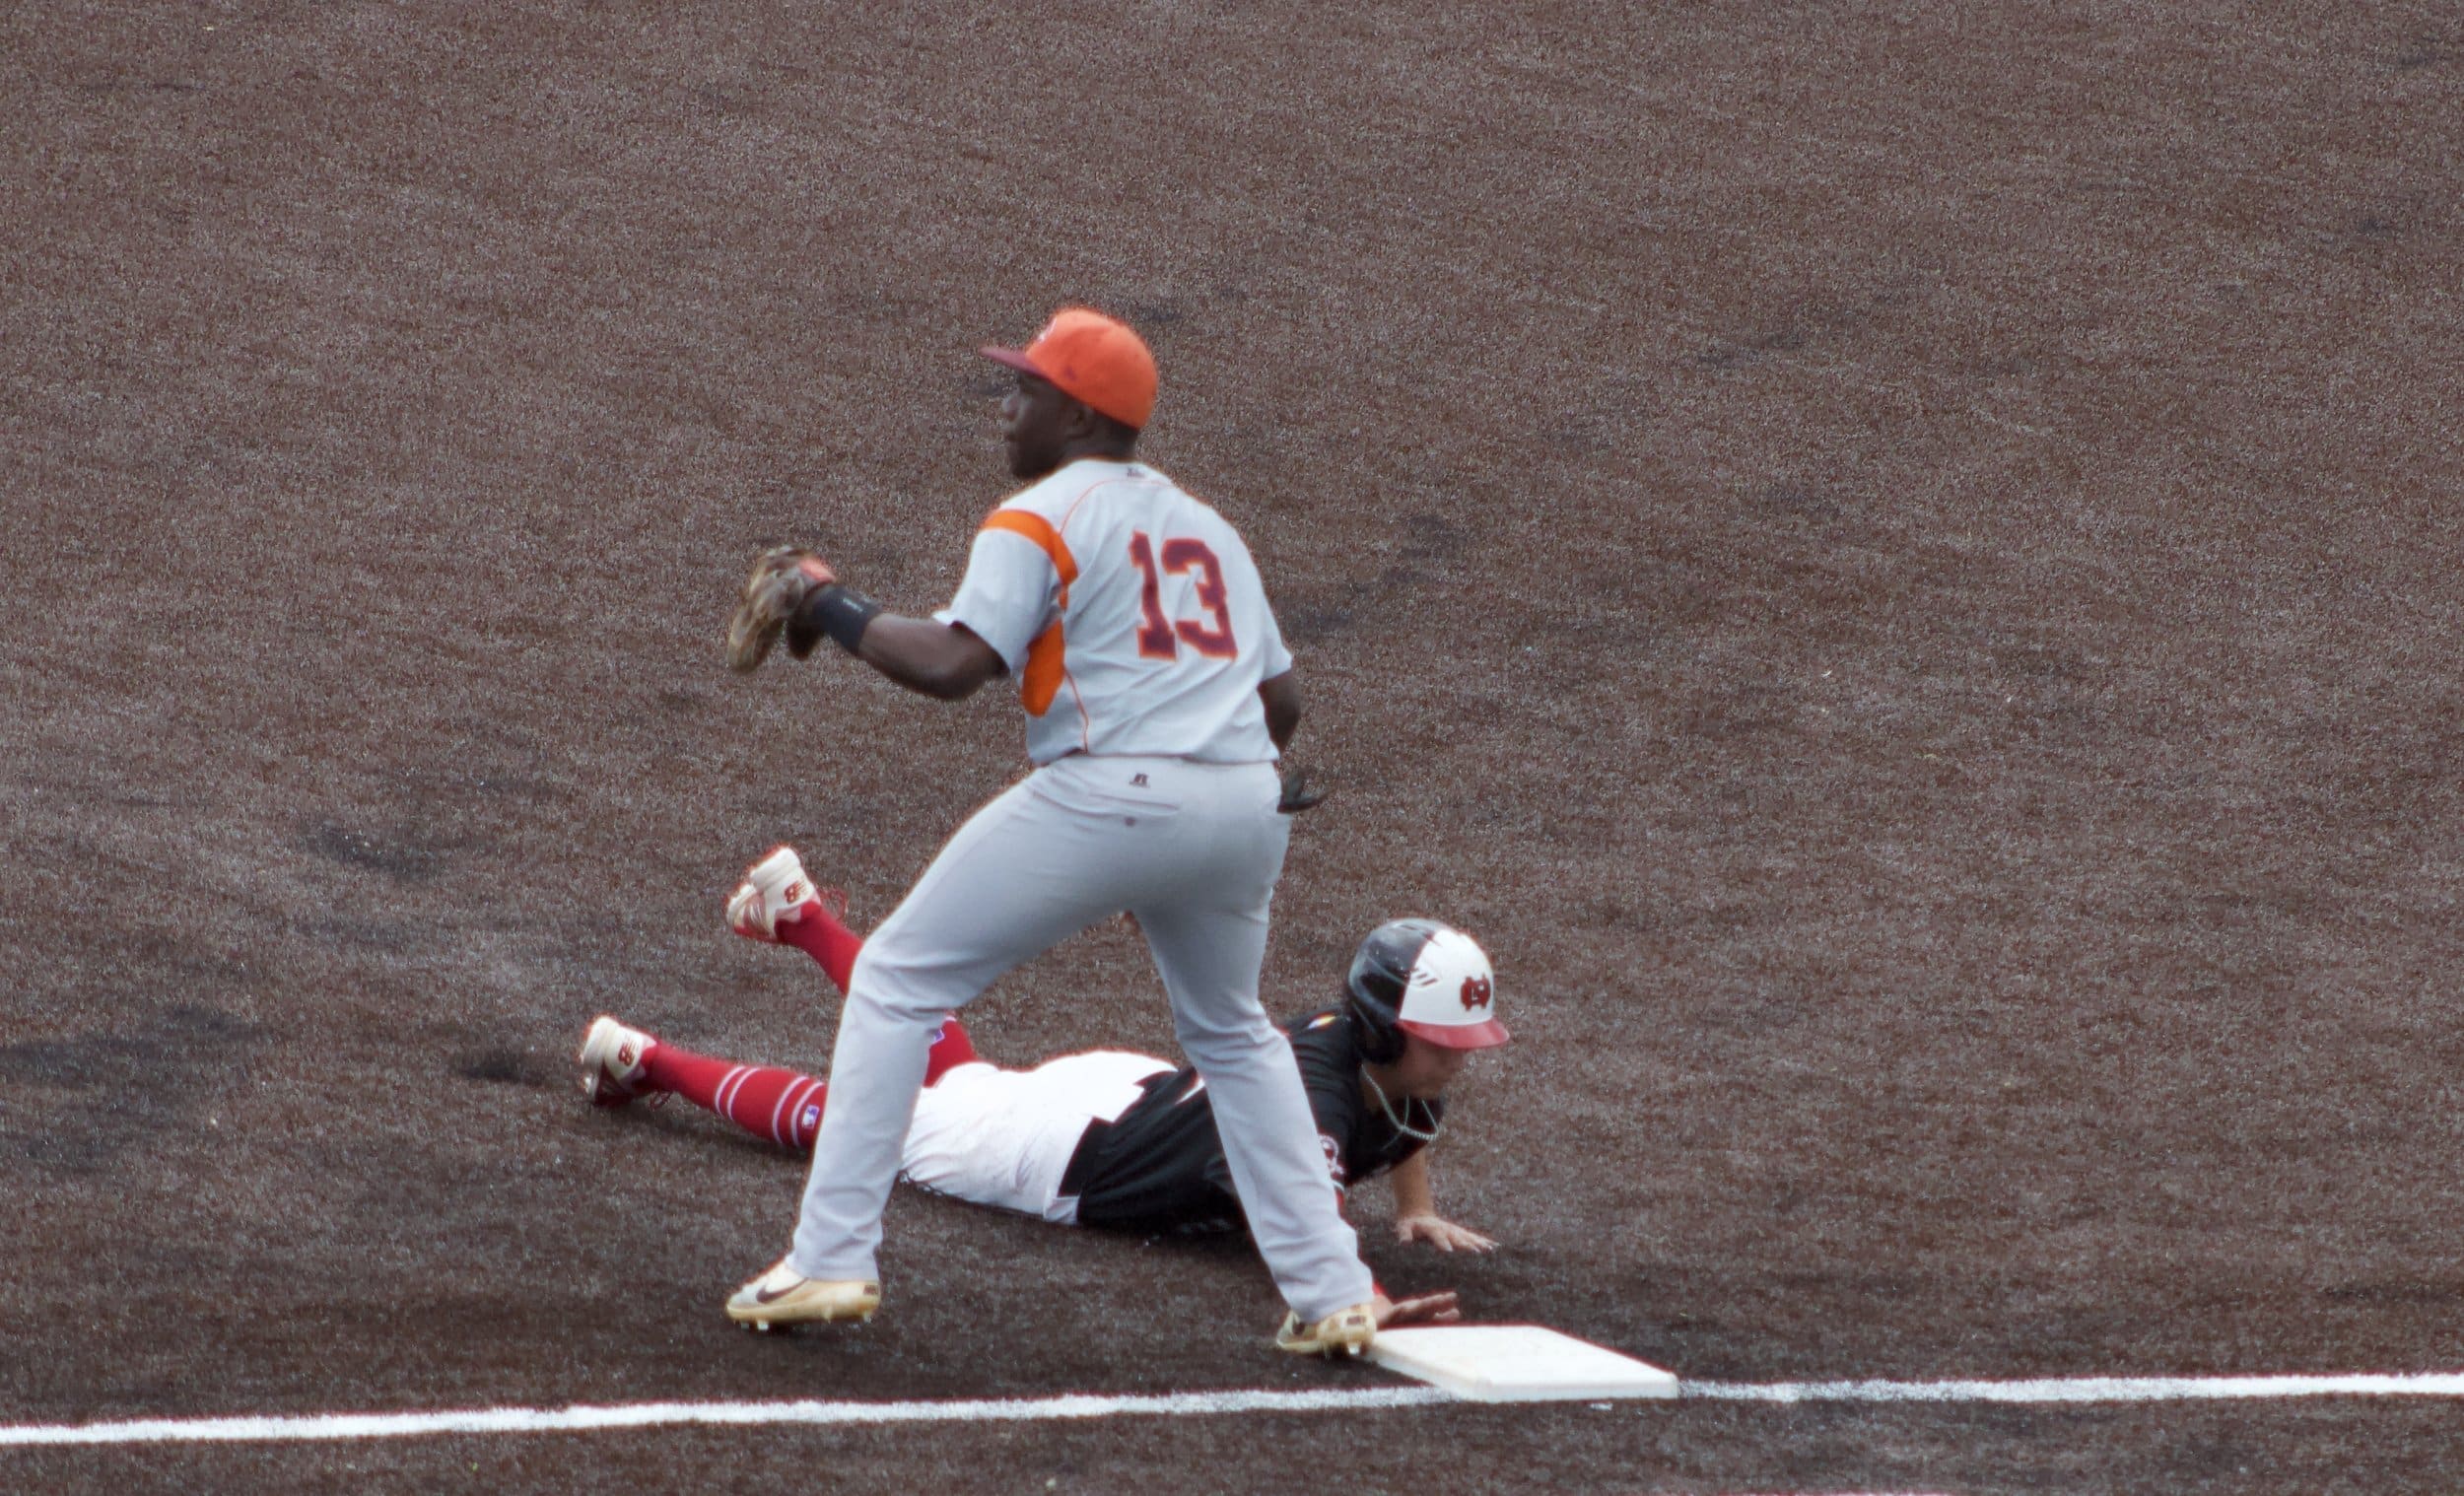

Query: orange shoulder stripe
1019,622,1066,717
982,510,1078,588
983,510,1075,717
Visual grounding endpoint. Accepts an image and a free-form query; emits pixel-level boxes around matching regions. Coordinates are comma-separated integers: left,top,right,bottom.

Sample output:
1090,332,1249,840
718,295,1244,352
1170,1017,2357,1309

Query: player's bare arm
848,615,1005,701
1259,669,1302,748
721,549,1003,701
1263,672,1332,813
1388,1148,1499,1255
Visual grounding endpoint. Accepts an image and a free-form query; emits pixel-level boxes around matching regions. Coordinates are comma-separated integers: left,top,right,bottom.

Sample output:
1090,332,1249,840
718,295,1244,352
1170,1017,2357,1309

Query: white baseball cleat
578,1016,658,1109
1275,1303,1377,1358
725,845,837,943
725,1259,881,1330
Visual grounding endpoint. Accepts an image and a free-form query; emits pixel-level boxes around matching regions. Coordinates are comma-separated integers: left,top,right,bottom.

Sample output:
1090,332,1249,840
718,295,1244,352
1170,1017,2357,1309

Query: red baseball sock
778,902,864,993
764,898,976,1083
642,1040,829,1150
638,1018,982,1152
924,1016,980,1084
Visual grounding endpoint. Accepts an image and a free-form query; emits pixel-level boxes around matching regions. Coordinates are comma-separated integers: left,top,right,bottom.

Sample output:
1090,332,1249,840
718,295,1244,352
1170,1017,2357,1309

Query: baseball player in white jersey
576,862,1509,1303
720,307,1381,1356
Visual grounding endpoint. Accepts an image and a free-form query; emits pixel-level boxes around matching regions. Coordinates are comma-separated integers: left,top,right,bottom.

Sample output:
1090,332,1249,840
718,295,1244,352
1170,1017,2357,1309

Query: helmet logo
1460,976,1492,1012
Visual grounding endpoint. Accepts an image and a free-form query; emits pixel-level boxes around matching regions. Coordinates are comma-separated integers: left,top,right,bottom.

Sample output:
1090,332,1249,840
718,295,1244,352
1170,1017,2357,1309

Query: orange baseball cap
980,307,1158,430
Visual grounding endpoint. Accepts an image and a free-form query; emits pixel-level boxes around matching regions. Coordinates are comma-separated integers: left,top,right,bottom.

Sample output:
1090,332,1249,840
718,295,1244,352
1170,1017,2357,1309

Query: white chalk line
6,1374,2462,1448
1684,1372,2464,1404
0,1389,1447,1449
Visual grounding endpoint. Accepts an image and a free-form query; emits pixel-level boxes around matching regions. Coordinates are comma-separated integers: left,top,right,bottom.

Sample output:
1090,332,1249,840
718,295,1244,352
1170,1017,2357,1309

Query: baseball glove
725,546,838,673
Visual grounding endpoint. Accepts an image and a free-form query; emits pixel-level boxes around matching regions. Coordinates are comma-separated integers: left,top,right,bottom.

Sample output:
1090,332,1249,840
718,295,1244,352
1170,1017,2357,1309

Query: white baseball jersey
934,458,1293,765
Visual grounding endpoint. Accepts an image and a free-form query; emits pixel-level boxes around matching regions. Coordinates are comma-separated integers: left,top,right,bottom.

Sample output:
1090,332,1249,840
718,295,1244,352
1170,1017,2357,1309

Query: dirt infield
5,2,2460,1491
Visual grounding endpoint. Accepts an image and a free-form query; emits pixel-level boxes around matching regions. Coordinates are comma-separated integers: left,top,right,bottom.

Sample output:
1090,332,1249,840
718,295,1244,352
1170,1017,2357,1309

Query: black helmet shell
1344,918,1450,1063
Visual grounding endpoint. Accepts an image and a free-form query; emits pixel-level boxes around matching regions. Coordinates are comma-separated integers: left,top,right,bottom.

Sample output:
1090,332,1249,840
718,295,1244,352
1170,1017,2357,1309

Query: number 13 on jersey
1128,531,1237,660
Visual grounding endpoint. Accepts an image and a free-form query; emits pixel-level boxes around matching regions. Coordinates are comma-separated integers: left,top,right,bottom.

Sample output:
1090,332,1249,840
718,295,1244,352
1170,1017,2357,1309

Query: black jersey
1066,1009,1444,1235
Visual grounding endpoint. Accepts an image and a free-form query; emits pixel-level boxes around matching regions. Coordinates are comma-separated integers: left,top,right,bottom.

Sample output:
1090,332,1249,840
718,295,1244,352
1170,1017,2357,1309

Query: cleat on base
1276,1303,1378,1358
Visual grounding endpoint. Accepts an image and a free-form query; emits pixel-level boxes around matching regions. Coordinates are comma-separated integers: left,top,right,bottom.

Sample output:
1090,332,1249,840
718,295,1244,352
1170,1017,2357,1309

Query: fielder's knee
849,945,978,1028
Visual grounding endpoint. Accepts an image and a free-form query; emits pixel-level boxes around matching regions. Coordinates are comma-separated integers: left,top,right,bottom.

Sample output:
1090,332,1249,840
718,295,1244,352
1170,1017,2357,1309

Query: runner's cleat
725,845,840,942
577,1016,659,1109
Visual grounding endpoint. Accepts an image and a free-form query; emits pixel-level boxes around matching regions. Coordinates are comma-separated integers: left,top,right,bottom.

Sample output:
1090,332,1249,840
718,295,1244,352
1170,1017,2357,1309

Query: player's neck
1360,1064,1442,1142
1057,436,1136,468
1359,1063,1413,1105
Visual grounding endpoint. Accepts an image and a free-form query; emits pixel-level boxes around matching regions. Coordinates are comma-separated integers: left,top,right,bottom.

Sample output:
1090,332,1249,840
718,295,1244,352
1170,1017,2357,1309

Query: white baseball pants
898,1053,1170,1223
785,754,1376,1321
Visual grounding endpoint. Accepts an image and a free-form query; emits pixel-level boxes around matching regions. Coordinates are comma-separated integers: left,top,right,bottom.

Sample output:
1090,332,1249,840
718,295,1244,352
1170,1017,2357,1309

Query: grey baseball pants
783,753,1374,1322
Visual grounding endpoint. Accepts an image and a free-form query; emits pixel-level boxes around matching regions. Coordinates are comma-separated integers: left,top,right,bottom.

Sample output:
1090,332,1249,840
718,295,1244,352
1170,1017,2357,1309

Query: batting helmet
1344,918,1511,1064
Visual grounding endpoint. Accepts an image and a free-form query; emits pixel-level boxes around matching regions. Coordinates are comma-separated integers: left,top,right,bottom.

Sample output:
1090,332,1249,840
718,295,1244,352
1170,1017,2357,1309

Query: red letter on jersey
1160,539,1237,658
1129,532,1240,661
1128,531,1177,659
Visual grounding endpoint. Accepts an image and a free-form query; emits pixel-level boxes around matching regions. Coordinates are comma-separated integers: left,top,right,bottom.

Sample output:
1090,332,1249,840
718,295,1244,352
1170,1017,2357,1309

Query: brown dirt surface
5,1,2461,1491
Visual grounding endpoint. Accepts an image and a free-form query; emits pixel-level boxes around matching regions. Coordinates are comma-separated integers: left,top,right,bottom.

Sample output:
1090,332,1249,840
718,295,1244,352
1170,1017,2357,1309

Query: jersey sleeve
1255,595,1294,679
1222,533,1293,679
933,523,1062,673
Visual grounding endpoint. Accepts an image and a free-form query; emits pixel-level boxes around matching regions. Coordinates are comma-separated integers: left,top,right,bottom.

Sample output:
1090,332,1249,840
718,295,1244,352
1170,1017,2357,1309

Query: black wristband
787,582,882,657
